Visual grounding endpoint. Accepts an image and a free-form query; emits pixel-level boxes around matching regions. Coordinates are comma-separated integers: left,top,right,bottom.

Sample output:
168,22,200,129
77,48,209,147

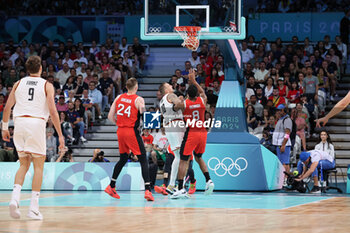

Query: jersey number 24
117,104,131,117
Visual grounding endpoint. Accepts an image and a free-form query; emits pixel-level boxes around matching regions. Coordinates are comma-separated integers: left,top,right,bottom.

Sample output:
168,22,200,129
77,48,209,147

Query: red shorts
180,129,207,157
169,145,193,161
117,128,145,155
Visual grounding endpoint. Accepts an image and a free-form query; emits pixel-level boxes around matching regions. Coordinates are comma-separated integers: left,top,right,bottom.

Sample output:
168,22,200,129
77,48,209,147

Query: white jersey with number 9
13,76,50,121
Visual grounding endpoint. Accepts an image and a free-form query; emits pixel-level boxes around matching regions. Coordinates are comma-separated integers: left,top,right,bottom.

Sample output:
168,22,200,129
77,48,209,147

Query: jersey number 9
28,88,34,101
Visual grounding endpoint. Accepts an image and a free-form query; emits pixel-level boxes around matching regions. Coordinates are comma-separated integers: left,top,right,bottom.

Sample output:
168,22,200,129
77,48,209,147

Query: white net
174,26,201,51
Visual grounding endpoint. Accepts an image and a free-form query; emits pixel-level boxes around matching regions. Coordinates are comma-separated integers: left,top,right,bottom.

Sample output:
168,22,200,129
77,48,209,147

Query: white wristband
2,121,8,131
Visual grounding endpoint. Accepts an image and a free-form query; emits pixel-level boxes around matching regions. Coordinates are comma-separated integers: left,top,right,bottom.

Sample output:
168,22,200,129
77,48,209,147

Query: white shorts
14,117,47,157
165,127,185,151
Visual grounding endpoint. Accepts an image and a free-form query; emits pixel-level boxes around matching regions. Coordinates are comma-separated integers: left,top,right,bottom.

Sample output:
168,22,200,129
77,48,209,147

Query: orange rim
174,26,201,36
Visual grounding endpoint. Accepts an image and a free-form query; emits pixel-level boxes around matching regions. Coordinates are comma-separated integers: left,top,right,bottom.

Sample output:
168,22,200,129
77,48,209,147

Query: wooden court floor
0,191,350,233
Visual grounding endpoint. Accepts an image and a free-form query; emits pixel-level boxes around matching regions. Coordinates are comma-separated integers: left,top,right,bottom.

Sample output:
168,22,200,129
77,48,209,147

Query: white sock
11,184,22,203
29,191,40,211
169,150,180,187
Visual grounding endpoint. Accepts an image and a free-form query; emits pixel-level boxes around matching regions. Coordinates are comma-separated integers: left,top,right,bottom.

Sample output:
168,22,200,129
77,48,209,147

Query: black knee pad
180,154,190,161
194,152,203,158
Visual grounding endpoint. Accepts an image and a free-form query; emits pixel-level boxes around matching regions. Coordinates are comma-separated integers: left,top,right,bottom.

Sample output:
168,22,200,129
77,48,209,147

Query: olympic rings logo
207,157,248,177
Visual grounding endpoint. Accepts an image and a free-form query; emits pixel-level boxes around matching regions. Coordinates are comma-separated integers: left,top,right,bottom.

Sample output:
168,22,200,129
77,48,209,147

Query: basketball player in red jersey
104,78,154,201
171,69,214,198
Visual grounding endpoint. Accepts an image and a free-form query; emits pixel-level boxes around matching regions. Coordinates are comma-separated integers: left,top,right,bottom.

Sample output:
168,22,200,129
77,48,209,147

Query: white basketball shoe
27,209,43,220
204,180,215,195
9,200,21,219
170,188,190,199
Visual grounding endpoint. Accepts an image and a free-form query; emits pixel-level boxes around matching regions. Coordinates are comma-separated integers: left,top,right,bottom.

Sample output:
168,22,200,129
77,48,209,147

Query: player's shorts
165,131,184,151
14,117,46,157
276,146,291,165
117,127,146,156
165,126,185,151
180,129,207,158
168,145,193,161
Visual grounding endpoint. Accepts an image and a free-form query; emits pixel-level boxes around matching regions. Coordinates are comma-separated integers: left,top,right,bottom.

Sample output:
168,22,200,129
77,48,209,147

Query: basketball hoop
174,26,201,51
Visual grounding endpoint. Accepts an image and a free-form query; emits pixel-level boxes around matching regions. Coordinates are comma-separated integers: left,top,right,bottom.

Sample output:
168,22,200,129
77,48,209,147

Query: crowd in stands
252,0,350,13
1,0,144,16
5,0,348,17
0,36,148,162
0,35,342,194
1,0,234,17
242,34,347,163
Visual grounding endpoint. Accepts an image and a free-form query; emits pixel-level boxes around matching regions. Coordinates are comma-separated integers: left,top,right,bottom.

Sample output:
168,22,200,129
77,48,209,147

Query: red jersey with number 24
183,97,206,131
115,93,140,128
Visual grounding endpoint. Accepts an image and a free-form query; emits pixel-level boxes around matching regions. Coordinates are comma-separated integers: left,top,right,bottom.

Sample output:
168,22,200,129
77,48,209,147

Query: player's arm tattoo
168,93,184,111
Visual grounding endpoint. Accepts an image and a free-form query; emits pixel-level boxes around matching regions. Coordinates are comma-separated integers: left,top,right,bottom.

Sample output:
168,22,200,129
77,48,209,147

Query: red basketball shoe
144,190,154,201
104,185,120,199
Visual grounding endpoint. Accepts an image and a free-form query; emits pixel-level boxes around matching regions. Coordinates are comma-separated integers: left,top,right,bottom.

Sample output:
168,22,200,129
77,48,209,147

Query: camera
60,148,73,162
97,151,104,157
94,151,105,162
283,171,308,193
64,148,73,157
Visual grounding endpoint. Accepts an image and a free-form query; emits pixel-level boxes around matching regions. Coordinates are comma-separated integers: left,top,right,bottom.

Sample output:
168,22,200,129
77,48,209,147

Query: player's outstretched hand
315,117,328,128
58,136,66,151
188,68,196,81
2,130,10,142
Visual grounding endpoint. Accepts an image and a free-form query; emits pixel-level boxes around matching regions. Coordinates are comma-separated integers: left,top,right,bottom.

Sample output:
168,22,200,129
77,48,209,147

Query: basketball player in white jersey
2,56,65,220
158,83,185,194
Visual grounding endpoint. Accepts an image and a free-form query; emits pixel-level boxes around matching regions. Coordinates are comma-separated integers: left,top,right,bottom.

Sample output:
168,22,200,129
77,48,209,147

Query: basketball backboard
141,0,246,40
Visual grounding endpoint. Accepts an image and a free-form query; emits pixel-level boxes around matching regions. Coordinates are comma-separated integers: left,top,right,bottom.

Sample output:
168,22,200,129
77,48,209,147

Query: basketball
184,36,199,51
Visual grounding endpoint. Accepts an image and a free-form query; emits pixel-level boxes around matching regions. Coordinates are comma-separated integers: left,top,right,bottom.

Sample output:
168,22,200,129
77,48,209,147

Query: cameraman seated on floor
56,147,75,162
88,149,110,162
295,150,335,193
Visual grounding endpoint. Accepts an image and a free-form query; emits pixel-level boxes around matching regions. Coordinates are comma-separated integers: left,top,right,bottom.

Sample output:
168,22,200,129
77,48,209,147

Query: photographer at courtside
295,150,335,193
56,147,75,162
89,149,110,162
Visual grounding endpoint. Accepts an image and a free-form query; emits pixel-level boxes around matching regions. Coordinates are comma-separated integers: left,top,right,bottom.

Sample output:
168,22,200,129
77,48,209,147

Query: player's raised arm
188,68,207,104
46,82,65,150
168,93,184,112
316,91,350,127
2,81,19,142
